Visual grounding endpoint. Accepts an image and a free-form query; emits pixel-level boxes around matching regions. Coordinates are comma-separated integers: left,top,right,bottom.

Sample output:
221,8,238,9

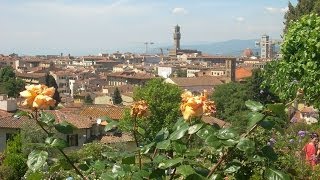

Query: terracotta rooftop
235,67,253,80
107,71,155,80
79,106,125,120
16,72,47,79
0,112,29,129
0,110,94,129
47,110,95,129
100,133,133,144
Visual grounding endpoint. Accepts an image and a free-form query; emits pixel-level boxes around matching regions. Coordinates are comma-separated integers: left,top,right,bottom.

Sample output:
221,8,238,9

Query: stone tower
225,59,236,82
173,25,181,50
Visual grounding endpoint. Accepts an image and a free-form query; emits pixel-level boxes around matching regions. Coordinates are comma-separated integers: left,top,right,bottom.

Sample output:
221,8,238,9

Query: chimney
0,95,17,112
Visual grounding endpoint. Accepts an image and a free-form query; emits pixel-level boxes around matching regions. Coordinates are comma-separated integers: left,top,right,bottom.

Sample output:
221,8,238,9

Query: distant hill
183,39,260,56
146,39,262,57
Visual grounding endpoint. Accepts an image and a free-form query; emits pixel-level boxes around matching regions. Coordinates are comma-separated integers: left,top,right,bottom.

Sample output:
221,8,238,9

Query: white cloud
235,17,245,23
265,7,288,14
172,7,188,15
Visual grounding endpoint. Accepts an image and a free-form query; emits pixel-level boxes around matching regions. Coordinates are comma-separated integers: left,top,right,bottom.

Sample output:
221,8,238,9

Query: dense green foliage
131,78,182,137
211,82,252,131
247,69,280,105
174,69,187,77
284,0,320,33
112,87,123,105
45,73,61,106
0,134,27,180
20,121,47,156
0,66,25,97
264,14,320,108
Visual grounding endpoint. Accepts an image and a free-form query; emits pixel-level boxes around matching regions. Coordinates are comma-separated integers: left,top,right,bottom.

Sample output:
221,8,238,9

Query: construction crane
144,42,154,54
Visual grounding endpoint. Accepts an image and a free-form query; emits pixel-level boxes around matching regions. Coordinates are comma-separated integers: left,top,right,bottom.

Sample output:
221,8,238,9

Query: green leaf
225,165,241,174
26,171,44,180
153,155,167,164
193,166,210,177
172,141,187,154
169,123,189,140
137,127,145,135
196,125,216,140
245,100,263,112
158,158,183,169
155,128,169,142
45,137,68,149
222,139,239,147
177,165,196,177
39,112,55,126
266,103,286,118
100,116,113,122
27,150,48,172
248,112,264,129
261,146,278,161
249,155,265,162
264,168,290,180
186,173,207,180
78,163,90,171
236,138,255,154
15,110,30,118
100,173,115,180
188,123,203,134
132,170,151,179
93,160,105,171
173,117,187,130
156,139,171,150
54,121,75,134
122,154,135,165
104,120,119,132
141,142,155,154
149,169,165,179
216,128,238,140
259,119,275,130
205,135,222,149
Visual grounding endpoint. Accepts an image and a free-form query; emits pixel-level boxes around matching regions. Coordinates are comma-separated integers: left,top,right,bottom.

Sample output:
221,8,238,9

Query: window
67,134,78,146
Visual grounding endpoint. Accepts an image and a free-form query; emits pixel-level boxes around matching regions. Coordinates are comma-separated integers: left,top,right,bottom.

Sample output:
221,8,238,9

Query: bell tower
225,59,235,82
173,25,181,50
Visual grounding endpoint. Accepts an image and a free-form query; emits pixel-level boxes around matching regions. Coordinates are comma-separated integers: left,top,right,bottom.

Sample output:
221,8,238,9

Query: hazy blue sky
0,0,297,55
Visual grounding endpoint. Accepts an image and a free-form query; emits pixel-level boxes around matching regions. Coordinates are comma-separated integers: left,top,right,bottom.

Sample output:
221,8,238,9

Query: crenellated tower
173,25,181,50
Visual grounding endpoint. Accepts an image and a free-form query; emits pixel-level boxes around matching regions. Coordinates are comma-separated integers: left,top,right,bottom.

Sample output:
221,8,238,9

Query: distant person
303,133,319,168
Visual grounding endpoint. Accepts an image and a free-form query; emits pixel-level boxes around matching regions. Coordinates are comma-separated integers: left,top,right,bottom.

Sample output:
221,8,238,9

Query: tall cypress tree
112,87,123,105
284,0,320,33
45,73,61,106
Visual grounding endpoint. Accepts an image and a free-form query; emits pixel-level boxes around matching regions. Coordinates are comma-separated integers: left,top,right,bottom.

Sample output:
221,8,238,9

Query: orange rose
20,84,56,109
180,90,216,120
130,100,149,118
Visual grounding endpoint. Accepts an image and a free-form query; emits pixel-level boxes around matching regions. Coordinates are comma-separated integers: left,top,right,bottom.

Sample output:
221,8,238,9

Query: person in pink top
304,133,319,167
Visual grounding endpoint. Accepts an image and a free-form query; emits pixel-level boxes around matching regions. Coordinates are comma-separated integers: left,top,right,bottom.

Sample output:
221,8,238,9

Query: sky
0,0,297,55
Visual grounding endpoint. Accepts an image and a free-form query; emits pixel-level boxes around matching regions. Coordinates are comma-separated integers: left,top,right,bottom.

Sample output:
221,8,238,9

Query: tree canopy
129,78,182,138
112,87,123,105
211,82,252,131
264,14,320,108
0,66,25,97
45,74,61,106
84,94,93,104
284,0,320,33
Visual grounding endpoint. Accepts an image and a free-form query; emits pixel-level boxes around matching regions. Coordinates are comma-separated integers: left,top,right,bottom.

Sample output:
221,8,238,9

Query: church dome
242,48,253,57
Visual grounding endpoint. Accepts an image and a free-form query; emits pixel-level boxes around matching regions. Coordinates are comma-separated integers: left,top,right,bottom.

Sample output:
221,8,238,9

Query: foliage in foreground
264,14,320,109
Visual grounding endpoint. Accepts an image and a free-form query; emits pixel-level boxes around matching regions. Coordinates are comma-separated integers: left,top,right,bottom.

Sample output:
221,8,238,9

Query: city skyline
0,0,297,55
